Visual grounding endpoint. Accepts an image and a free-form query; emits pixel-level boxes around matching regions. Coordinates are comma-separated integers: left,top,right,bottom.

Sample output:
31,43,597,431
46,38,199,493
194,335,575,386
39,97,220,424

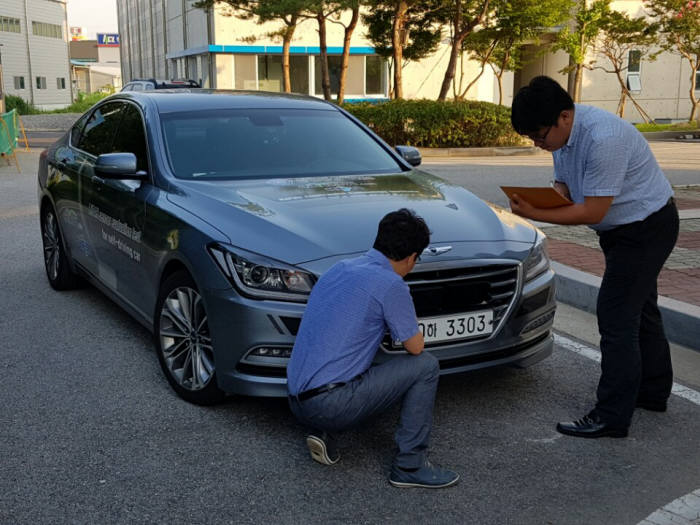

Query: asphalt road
421,141,700,209
1,150,699,524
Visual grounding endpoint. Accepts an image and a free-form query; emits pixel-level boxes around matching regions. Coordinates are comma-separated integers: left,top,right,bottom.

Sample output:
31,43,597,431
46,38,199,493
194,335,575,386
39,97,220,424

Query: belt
296,382,346,402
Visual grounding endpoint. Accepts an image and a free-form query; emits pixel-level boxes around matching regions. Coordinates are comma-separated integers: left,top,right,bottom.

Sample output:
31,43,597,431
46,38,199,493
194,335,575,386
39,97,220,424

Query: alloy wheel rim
159,286,214,391
42,211,60,280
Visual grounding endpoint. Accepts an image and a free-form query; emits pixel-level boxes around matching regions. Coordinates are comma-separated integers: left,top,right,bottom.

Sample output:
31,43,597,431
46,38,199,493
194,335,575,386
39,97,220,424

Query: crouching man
287,208,459,489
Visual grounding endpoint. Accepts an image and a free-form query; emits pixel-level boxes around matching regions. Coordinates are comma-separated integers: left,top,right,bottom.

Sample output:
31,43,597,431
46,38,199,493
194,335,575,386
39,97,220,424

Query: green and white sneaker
306,432,339,465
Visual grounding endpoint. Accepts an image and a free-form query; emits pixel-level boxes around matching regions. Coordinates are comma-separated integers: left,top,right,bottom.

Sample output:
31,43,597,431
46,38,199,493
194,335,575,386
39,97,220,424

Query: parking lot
1,150,699,524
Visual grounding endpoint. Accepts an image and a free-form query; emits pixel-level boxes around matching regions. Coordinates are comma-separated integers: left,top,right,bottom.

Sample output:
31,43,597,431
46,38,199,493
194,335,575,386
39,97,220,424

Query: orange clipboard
500,186,573,209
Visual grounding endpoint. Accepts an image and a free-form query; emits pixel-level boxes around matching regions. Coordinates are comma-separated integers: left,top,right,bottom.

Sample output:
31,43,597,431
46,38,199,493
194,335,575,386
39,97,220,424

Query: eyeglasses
530,126,552,144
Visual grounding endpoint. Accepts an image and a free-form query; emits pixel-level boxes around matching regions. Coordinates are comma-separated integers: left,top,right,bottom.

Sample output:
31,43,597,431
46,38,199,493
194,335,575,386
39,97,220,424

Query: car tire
41,205,81,290
154,271,226,405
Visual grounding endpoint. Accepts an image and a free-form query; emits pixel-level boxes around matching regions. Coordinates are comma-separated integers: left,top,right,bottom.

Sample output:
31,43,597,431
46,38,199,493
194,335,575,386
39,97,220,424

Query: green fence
1,109,21,171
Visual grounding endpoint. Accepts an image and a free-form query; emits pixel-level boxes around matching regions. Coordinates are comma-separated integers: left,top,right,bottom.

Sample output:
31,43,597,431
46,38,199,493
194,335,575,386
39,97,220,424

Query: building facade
116,0,699,122
70,34,122,93
0,0,72,110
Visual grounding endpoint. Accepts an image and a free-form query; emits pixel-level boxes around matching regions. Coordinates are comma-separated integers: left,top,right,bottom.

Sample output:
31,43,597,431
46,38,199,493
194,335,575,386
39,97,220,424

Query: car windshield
160,108,403,180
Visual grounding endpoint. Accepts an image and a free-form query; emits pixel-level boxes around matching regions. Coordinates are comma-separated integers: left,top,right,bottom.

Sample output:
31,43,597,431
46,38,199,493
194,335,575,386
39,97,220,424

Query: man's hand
403,331,424,355
552,181,571,200
509,193,535,218
509,194,614,226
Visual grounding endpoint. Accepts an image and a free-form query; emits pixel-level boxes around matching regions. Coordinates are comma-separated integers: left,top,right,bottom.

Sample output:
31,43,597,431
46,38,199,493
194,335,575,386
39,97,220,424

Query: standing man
287,208,459,488
509,76,679,439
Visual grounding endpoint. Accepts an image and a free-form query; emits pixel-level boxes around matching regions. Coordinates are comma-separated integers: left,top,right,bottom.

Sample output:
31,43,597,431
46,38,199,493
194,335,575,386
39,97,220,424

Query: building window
14,76,25,90
36,76,47,89
626,50,642,93
365,56,387,95
313,55,385,98
0,16,21,33
257,55,309,94
628,50,641,73
57,77,66,89
32,21,63,39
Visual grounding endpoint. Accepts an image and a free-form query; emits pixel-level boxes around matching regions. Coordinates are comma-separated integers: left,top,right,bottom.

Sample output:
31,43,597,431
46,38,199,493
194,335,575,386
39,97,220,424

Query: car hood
167,170,537,264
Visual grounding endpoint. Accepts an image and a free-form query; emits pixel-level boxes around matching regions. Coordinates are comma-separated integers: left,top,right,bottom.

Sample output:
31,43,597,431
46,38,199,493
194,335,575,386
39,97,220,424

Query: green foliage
552,0,610,69
362,1,444,62
5,95,39,115
635,121,699,132
57,91,113,114
342,99,525,147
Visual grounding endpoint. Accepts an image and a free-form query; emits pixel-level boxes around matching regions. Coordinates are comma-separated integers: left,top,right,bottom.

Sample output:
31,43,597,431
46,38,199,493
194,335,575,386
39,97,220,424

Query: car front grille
383,263,520,350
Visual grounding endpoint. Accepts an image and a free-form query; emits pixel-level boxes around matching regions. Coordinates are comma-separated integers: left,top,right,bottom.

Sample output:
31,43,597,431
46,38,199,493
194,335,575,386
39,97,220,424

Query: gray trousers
288,352,439,469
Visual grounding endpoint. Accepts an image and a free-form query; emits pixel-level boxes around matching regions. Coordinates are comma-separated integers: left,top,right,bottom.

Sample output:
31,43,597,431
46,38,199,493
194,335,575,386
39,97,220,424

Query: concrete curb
552,261,700,351
419,146,541,157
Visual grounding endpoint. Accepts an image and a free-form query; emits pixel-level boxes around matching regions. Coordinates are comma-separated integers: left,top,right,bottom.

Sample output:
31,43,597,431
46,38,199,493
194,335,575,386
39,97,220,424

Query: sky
66,0,119,39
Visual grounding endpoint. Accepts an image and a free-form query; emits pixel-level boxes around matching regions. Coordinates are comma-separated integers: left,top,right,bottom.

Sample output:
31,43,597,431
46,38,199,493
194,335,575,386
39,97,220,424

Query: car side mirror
95,153,146,179
395,145,422,167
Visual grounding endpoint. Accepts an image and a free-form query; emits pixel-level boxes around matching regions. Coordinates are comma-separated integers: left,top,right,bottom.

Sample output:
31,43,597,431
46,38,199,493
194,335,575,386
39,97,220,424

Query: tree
551,0,610,102
194,0,307,93
645,0,700,121
592,10,658,121
363,1,444,98
459,0,572,103
436,0,493,101
303,1,361,103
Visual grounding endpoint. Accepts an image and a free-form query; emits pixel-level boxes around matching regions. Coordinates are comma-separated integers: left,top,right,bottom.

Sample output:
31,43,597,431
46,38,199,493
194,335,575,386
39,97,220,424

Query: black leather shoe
556,414,628,438
636,399,667,412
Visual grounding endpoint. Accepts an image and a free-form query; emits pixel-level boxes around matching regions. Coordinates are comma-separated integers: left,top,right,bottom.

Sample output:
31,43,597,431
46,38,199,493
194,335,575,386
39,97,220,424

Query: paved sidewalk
543,187,700,307
541,186,700,350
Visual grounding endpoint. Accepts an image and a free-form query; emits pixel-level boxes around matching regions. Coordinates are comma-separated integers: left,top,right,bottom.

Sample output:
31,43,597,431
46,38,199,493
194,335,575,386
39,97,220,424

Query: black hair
511,76,574,135
373,208,430,261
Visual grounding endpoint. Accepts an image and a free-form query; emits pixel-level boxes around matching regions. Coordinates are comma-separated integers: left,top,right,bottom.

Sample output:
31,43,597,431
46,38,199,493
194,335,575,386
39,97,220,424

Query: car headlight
523,231,550,282
209,244,315,302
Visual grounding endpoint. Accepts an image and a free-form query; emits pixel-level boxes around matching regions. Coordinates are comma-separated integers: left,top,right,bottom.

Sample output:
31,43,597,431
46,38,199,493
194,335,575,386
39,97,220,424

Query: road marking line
554,333,700,407
637,489,700,525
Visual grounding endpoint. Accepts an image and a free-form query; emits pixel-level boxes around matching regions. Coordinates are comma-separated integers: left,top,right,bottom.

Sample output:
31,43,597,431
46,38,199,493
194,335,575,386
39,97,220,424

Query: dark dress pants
288,352,439,469
595,200,679,428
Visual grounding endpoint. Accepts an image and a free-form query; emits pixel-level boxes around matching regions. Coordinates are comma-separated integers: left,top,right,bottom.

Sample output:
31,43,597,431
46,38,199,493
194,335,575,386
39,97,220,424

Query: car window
121,84,132,92
69,112,91,146
112,103,148,172
160,109,402,180
132,83,144,91
77,102,124,157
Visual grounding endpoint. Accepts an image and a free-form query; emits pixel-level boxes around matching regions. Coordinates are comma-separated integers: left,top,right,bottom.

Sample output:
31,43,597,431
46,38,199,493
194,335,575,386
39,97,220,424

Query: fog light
249,346,293,358
520,311,555,334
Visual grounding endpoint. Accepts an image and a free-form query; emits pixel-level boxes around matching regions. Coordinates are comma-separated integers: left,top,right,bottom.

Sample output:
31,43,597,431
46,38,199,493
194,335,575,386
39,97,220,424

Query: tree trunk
617,92,627,118
337,5,359,105
572,64,583,102
317,12,331,101
392,1,408,99
689,65,699,122
282,15,298,93
438,4,462,101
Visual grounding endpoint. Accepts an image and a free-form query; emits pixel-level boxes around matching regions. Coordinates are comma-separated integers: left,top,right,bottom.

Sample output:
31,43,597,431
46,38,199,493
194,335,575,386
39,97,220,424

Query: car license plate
416,310,494,345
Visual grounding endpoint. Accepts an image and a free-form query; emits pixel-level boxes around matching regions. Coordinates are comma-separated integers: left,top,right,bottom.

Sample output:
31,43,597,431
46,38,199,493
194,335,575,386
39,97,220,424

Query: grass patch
5,90,114,115
635,121,699,132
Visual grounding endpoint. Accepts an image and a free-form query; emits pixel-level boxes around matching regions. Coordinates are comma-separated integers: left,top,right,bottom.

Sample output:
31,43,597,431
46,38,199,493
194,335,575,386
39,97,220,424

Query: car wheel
41,206,81,290
154,271,226,405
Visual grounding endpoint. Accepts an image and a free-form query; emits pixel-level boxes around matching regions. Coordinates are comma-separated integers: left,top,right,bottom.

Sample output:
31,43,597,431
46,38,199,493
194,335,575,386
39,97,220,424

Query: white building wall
115,0,697,120
1,0,72,109
1,0,31,102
